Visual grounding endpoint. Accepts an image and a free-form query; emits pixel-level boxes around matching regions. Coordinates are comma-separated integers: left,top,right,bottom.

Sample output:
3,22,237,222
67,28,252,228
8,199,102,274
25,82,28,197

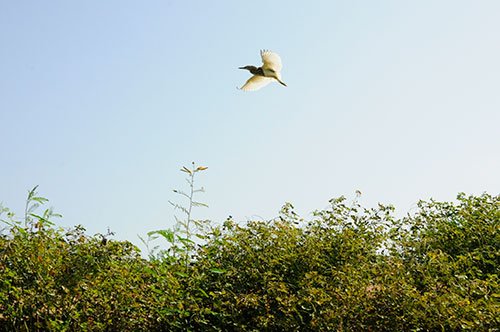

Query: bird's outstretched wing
239,75,272,91
260,50,283,72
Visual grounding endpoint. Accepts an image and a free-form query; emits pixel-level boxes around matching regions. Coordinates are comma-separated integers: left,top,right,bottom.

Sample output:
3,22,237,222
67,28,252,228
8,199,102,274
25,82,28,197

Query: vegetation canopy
0,178,498,331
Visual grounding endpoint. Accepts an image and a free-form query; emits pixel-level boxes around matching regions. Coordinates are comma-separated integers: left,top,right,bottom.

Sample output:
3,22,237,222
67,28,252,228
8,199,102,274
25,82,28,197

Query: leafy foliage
0,185,498,331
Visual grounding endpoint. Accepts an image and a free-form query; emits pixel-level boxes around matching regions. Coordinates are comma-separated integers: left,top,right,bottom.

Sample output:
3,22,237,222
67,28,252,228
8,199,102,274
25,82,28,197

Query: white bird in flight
238,50,287,91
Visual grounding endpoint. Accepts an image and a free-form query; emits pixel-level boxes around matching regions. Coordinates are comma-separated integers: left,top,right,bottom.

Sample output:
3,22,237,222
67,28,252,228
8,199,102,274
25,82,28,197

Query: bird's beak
238,66,245,69
279,80,287,87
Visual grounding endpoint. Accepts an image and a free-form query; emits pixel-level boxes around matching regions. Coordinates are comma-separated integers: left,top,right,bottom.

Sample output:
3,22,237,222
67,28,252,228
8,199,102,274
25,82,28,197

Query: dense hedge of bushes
0,191,498,331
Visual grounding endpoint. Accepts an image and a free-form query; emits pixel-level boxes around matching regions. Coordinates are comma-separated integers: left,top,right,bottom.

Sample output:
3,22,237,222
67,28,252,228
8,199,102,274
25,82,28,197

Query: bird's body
239,50,287,91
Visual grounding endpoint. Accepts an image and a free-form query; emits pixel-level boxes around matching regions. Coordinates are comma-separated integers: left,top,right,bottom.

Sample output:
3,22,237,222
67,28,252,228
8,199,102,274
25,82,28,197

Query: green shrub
0,187,498,331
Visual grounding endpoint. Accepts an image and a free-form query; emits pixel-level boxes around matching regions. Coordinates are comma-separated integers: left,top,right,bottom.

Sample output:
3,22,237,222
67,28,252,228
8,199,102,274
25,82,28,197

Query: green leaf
192,201,209,208
209,268,226,274
31,196,49,204
30,213,55,226
178,237,195,246
198,288,209,298
180,166,192,174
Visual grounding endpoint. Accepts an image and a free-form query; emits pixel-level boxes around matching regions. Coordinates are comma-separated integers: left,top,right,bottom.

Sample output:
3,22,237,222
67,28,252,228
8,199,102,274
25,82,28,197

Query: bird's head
239,65,260,74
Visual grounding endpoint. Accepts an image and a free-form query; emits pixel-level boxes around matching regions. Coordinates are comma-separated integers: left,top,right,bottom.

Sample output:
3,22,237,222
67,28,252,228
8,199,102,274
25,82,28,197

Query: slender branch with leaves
141,162,209,260
0,185,61,235
170,162,209,239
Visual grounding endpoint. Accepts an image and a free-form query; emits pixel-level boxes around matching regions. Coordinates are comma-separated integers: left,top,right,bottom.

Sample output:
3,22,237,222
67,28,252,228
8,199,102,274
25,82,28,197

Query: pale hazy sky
1,1,499,250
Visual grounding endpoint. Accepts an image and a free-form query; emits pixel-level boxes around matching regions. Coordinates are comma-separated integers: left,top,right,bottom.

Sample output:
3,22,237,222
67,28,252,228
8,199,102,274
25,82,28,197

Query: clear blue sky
1,1,499,249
